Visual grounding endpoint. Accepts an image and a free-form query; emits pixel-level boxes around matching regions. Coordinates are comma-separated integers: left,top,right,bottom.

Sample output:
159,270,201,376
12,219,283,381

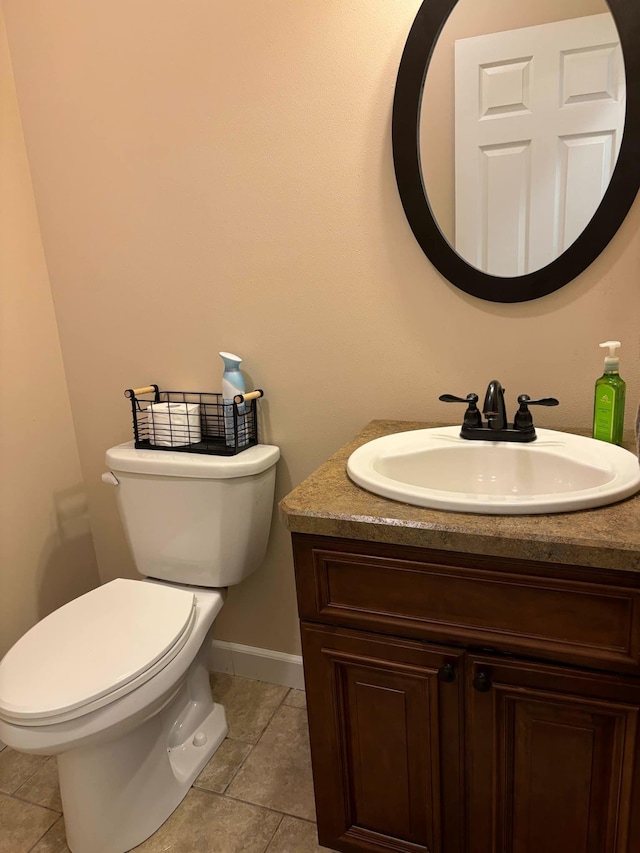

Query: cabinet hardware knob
437,663,456,683
472,672,492,692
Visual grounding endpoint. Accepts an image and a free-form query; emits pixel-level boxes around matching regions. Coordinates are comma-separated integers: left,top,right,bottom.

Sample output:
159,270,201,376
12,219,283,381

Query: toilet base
58,643,227,853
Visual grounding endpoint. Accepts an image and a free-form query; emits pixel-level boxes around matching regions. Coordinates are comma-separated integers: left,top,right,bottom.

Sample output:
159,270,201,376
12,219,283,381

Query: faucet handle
439,393,478,404
439,393,482,428
516,395,559,407
514,394,559,431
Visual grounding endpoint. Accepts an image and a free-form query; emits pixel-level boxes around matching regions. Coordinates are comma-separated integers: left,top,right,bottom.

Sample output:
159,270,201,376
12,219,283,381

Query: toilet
0,441,280,853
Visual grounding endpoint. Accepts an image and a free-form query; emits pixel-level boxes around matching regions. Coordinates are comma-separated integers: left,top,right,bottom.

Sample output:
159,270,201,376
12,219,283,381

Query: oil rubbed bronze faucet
482,379,507,430
439,380,559,442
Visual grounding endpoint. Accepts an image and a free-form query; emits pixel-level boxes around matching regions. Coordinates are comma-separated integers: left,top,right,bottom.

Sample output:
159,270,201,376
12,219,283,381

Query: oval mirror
392,0,640,302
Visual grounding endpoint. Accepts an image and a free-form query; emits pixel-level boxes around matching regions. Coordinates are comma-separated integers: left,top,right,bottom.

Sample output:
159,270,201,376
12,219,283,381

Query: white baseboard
209,640,305,691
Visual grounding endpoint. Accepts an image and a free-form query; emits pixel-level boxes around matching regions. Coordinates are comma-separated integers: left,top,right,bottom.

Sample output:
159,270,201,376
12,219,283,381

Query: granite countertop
279,420,640,573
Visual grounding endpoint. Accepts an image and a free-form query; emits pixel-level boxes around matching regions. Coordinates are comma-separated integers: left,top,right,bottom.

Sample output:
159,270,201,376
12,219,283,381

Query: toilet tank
105,442,280,587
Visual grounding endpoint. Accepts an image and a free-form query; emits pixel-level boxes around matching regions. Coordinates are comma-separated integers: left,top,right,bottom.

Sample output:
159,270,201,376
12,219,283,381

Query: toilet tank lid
0,579,197,722
106,442,280,479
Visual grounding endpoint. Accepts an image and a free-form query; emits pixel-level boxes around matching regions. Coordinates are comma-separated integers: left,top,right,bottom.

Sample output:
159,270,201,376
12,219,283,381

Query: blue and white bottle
219,351,247,448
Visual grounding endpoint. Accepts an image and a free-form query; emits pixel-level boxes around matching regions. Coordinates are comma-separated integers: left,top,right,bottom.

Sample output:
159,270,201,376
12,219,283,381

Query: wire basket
125,385,263,456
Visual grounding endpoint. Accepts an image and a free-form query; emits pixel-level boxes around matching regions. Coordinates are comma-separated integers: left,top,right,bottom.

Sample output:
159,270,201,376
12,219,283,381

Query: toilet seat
0,579,196,726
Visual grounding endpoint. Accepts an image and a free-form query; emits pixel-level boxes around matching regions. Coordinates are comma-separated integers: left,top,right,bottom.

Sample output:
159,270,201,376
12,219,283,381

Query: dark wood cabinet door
300,622,465,853
466,655,640,853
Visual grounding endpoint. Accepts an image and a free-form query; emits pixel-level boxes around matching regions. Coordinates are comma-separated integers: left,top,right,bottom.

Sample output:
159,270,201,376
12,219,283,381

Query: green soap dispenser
593,340,626,445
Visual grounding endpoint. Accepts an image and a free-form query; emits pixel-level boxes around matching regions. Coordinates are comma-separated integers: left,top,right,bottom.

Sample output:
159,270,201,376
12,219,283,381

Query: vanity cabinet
292,533,640,853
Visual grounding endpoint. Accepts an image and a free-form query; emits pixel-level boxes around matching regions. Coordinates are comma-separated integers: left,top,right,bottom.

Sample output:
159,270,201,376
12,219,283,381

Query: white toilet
0,441,280,853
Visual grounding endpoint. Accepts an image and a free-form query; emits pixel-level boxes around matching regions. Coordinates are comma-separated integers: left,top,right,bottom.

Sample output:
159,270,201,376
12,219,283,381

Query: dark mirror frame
392,0,640,303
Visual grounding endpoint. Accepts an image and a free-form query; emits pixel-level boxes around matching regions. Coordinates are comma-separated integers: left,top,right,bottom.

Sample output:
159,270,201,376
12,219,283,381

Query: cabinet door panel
466,656,640,853
343,660,427,839
301,622,464,853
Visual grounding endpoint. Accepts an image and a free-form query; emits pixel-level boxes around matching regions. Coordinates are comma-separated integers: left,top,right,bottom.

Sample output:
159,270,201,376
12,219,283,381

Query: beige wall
0,5,100,658
2,1,639,657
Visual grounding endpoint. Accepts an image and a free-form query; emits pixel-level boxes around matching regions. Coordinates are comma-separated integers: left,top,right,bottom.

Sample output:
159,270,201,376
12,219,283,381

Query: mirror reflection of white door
454,13,625,277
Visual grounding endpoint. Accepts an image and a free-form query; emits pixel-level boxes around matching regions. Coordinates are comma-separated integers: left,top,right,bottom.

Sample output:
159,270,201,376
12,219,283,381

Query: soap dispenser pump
219,351,247,448
593,340,626,445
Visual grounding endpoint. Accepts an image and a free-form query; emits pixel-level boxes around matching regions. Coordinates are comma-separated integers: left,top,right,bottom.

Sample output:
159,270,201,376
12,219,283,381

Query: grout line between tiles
190,732,256,796
255,686,299,744
237,686,290,749
186,692,306,796
24,812,61,853
189,786,291,823
220,789,317,825
2,754,51,799
263,811,285,853
221,739,255,793
209,673,292,746
3,788,62,815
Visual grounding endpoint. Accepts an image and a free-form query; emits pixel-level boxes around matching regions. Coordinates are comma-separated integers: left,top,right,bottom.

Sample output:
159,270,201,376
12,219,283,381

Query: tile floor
0,674,332,853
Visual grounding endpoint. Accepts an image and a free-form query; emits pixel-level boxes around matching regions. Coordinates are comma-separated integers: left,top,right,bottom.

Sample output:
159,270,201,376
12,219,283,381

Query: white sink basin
347,427,640,515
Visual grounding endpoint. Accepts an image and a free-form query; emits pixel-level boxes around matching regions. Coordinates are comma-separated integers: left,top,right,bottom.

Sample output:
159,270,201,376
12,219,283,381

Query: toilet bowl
0,441,280,853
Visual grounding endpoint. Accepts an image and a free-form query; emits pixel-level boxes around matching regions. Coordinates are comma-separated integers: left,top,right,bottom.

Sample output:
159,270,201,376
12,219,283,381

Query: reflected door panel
455,13,624,276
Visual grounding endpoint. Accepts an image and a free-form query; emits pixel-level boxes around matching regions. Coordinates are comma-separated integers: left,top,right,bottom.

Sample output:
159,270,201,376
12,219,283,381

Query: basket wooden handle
234,389,264,403
125,385,157,398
